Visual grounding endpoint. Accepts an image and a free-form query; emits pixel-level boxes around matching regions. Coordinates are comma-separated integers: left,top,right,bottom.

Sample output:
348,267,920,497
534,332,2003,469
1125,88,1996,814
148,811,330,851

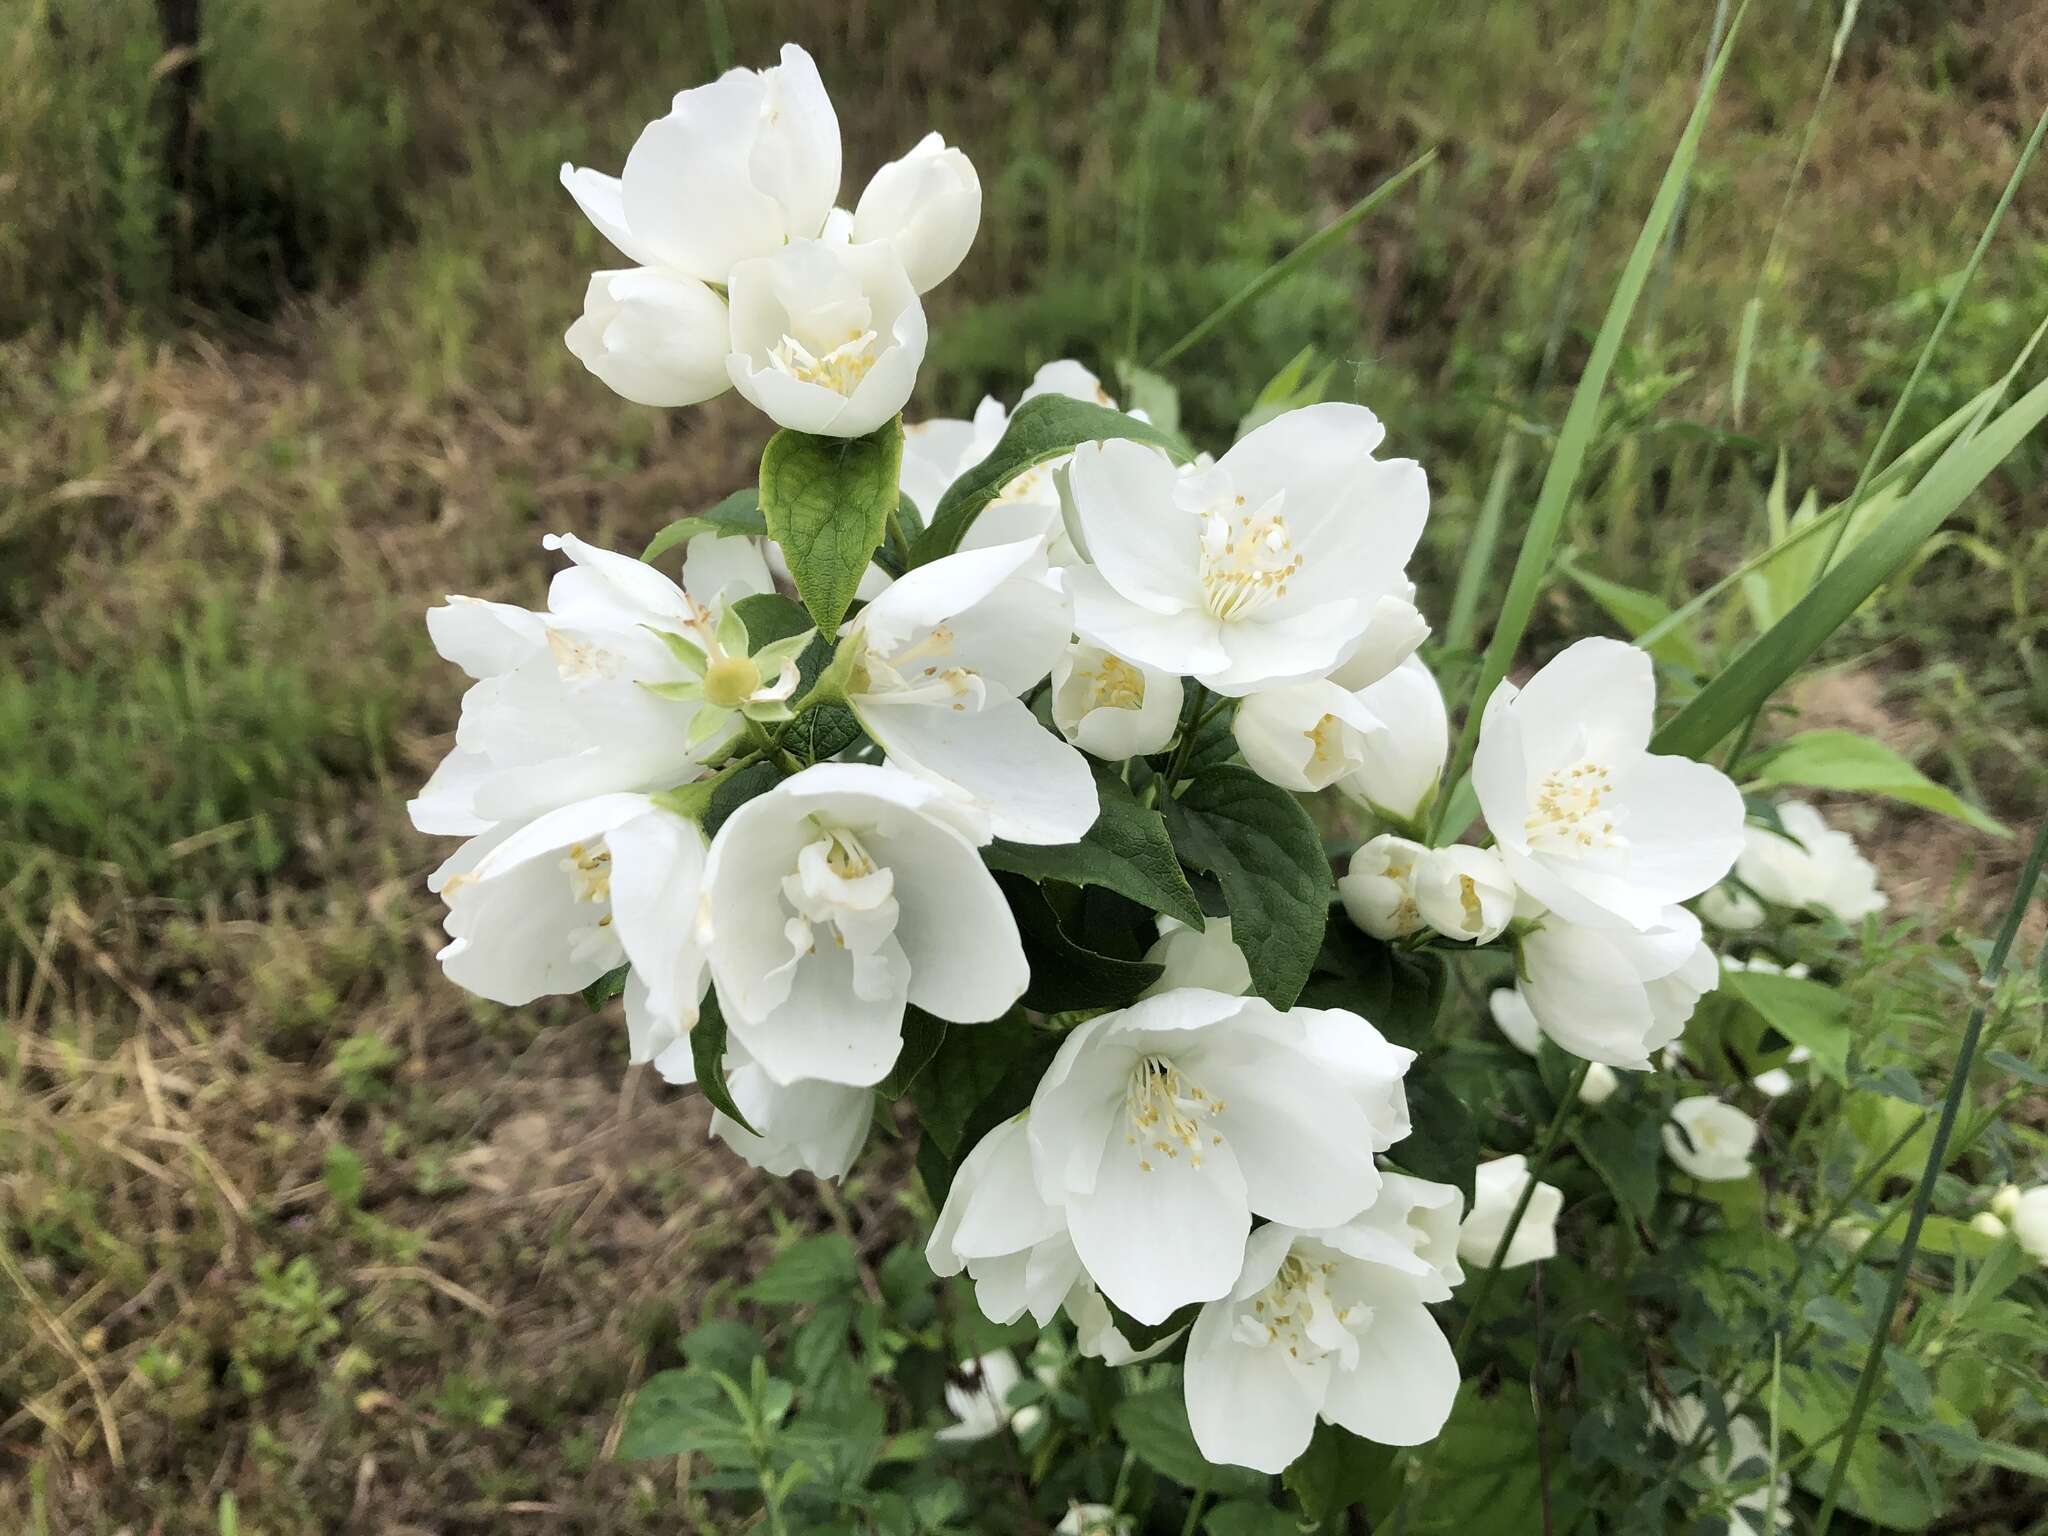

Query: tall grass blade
1148,148,1437,370
1122,0,1168,364
1653,347,2048,760
1435,4,1748,834
1811,813,2048,1535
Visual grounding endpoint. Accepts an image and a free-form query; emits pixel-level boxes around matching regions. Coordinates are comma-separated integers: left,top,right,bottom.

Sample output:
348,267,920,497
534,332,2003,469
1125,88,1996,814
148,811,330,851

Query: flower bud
1339,656,1447,825
1990,1183,2022,1221
1578,1062,1620,1106
853,131,983,293
565,269,731,408
1663,1097,1756,1182
1969,1211,2009,1239
1233,680,1378,793
1339,834,1427,941
1051,644,1181,758
1412,844,1514,943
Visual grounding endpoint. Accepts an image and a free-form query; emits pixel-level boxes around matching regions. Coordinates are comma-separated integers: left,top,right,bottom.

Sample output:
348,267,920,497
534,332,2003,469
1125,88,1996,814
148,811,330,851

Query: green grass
2,1,2044,1529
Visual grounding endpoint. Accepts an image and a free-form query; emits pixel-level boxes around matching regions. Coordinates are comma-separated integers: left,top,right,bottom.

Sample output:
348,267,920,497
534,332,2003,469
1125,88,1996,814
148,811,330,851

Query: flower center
1232,1252,1368,1367
1084,654,1147,712
769,329,879,396
561,842,613,904
1524,755,1626,856
703,654,763,709
1122,1054,1225,1172
856,623,987,712
1197,492,1301,621
775,825,906,1003
1306,714,1350,772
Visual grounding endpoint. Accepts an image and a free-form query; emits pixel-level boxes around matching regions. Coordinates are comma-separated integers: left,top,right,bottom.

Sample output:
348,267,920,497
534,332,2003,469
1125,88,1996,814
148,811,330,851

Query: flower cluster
410,41,1921,1484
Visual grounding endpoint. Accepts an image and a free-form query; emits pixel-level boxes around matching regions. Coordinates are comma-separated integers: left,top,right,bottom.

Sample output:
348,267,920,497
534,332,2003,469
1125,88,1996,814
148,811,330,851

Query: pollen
1525,755,1628,857
1196,490,1300,621
768,329,881,396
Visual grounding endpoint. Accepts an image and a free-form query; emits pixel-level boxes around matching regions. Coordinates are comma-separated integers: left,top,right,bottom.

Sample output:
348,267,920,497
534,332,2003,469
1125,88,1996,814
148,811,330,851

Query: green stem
1812,814,2048,1535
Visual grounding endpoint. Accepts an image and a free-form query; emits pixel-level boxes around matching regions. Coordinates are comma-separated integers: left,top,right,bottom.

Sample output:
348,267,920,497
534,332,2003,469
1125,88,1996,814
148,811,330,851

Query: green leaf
744,1233,861,1306
908,1012,1047,1161
1111,1389,1267,1495
616,1368,728,1460
1441,12,1745,808
907,395,1186,567
321,1144,364,1212
581,963,631,1009
1204,1501,1300,1536
1570,1110,1661,1227
1385,1069,1478,1206
642,489,769,563
983,776,1203,929
701,761,784,839
1284,1422,1398,1525
1298,929,1448,1051
1561,560,1705,674
730,591,814,649
1000,874,1163,1012
1721,969,1855,1084
1165,767,1329,1007
1655,363,2048,760
759,418,903,632
877,1008,948,1098
690,992,759,1136
1750,729,2007,836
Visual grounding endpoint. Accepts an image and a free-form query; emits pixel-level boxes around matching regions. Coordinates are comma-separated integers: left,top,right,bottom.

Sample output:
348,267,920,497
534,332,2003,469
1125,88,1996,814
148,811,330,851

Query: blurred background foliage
2,0,2043,1528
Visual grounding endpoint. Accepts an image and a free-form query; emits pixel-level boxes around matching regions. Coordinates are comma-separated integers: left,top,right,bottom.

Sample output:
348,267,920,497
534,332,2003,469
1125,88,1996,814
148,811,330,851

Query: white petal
1064,439,1203,614
1183,1298,1324,1474
1319,1287,1458,1446
426,596,546,679
1064,563,1229,677
559,164,660,267
862,693,1099,847
682,533,775,609
1067,1132,1249,1324
565,268,732,408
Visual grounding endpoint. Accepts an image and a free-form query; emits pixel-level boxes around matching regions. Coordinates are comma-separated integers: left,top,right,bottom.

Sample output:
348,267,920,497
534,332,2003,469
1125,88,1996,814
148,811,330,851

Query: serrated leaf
1750,729,2007,836
701,761,784,839
760,419,903,632
616,1368,729,1460
1571,1110,1661,1227
690,992,758,1135
744,1233,861,1306
1165,766,1329,1007
983,776,1203,929
1721,970,1854,1084
730,591,814,649
1000,873,1163,1011
1298,928,1448,1051
907,395,1187,567
642,489,769,563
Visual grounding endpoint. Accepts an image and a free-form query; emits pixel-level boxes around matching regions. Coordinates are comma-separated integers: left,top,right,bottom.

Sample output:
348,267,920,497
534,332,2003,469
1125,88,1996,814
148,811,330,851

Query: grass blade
1434,3,1748,835
1811,812,2048,1535
1148,148,1438,370
1653,349,2048,760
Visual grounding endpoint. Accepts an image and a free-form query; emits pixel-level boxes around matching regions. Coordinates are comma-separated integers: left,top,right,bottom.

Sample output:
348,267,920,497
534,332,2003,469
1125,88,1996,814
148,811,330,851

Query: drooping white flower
1578,1062,1621,1106
851,131,982,294
937,1352,1042,1442
1990,1183,2022,1220
726,239,927,437
1698,880,1766,931
1473,638,1744,931
1733,802,1888,923
1663,1097,1757,1182
1970,1211,2009,1238
430,794,708,1056
410,531,773,832
654,1035,870,1180
1183,1214,1459,1473
564,268,733,408
1062,404,1428,695
701,763,1027,1087
1328,590,1431,692
1338,834,1428,941
1488,986,1543,1055
1051,643,1183,760
562,45,840,287
926,1112,1083,1327
842,538,1097,844
1517,903,1719,1069
1653,1396,1793,1534
1140,915,1251,998
1457,1154,1563,1269
1412,845,1515,944
1055,1505,1133,1536
1027,989,1413,1323
1338,655,1448,825
902,360,1123,556
2009,1187,2048,1265
1233,680,1381,793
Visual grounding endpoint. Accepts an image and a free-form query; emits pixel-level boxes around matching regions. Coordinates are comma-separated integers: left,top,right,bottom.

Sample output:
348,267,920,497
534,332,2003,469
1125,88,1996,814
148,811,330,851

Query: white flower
1233,680,1381,793
842,538,1097,844
903,360,1122,555
1579,1063,1621,1106
1653,1397,1793,1534
1969,1211,2009,1239
1734,802,1888,922
1990,1183,2022,1221
1698,881,1766,930
852,131,982,294
1338,656,1447,825
1328,591,1431,691
1055,1505,1133,1536
655,1036,870,1180
1338,834,1428,941
1140,916,1252,998
1488,987,1543,1056
1474,638,1745,931
1719,954,1810,979
1064,1279,1181,1365
1051,643,1183,759
1751,1045,1809,1099
1027,989,1413,1323
1517,903,1719,1069
563,269,732,408
1412,845,1515,944
431,795,707,1055
726,239,926,437
1663,1098,1757,1182
1062,404,1428,695
1183,1215,1459,1473
1457,1154,1563,1269
701,763,1027,1087
410,531,773,832
926,1112,1083,1327
2012,1187,2048,1264
562,44,840,287
937,1352,1041,1442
